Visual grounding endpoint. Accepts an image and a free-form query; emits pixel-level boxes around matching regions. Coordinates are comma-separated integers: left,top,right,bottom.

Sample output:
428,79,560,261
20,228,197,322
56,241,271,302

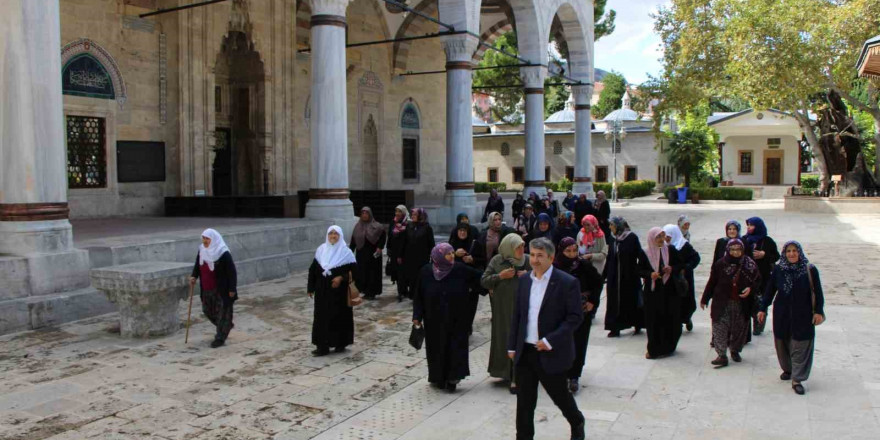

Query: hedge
666,187,753,201
801,175,819,190
474,182,507,193
593,180,656,199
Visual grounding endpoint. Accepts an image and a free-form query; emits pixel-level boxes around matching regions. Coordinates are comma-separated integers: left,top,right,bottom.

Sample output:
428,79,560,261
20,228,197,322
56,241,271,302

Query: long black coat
191,252,238,305
308,261,356,348
400,223,435,285
640,247,683,358
386,222,407,282
762,265,825,341
351,230,387,296
749,236,780,299
482,198,505,222
413,263,483,384
605,233,646,331
675,242,702,323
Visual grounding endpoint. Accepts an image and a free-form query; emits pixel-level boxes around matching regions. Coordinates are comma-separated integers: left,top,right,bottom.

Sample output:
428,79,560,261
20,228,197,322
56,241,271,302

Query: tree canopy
664,106,719,188
591,71,627,119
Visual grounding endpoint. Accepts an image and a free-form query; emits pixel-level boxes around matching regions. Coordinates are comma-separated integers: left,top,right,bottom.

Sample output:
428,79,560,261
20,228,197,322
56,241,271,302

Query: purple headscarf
431,243,455,280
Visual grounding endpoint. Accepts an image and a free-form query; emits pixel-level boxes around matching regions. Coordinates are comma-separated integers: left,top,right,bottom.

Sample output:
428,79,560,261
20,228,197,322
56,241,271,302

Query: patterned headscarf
392,205,409,236
580,214,604,247
644,227,670,289
776,241,810,293
721,239,760,285
430,243,455,281
553,237,580,272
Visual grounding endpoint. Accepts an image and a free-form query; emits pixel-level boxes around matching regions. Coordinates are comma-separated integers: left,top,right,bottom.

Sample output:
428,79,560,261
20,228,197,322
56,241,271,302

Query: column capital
519,66,547,88
443,35,480,63
309,0,350,17
571,85,594,105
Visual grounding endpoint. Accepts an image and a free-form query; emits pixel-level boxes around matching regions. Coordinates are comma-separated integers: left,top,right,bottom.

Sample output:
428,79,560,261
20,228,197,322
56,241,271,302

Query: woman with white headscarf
663,224,702,332
640,227,683,359
308,226,358,356
190,229,238,348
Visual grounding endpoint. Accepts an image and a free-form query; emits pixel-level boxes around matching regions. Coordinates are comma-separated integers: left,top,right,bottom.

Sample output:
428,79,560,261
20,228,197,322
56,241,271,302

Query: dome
602,90,639,122
545,92,575,123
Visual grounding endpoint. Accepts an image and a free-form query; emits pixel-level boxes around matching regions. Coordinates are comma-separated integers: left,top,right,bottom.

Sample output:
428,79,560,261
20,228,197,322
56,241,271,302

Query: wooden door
766,157,781,184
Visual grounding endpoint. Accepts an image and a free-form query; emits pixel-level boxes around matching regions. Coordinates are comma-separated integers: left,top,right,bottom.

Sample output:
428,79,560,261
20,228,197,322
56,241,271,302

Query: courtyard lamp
604,119,626,202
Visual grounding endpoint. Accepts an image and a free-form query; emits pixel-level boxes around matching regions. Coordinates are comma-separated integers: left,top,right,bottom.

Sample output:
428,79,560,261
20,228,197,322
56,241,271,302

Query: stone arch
61,38,127,107
400,99,421,129
505,0,546,65
400,98,422,181
295,0,311,51
545,1,592,83
471,18,513,63
392,0,439,72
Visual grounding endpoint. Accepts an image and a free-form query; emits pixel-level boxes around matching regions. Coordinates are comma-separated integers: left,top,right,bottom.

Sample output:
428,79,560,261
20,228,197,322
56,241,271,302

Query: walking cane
184,282,195,344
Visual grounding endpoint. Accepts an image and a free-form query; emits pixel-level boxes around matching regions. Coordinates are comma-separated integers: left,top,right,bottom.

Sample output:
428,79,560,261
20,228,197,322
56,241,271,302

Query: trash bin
677,187,689,204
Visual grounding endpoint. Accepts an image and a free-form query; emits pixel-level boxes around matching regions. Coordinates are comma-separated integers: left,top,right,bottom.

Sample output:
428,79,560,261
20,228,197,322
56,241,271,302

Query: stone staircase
0,219,334,335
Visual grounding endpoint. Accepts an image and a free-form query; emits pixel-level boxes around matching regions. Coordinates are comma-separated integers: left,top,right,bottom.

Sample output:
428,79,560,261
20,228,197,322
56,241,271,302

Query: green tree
594,0,617,41
592,72,627,119
665,108,719,188
652,0,880,190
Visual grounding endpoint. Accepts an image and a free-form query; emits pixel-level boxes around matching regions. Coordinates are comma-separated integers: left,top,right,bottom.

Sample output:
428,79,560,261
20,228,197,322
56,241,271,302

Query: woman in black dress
744,217,779,335
605,216,646,337
386,205,409,300
512,193,526,220
482,189,505,222
413,243,483,392
712,220,745,265
554,237,604,393
449,212,480,243
574,194,595,228
308,226,357,356
640,227,682,359
553,211,579,245
663,224,701,331
594,191,612,244
531,213,555,242
190,229,238,348
351,207,386,300
449,222,487,334
399,208,435,302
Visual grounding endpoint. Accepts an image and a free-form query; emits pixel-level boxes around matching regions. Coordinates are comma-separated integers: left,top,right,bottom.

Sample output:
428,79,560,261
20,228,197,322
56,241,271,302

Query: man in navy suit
508,237,586,440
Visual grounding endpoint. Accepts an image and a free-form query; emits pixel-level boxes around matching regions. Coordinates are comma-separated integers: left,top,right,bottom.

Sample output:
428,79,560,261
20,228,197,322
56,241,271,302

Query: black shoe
397,295,403,303
210,339,225,348
731,352,742,363
686,320,694,332
571,422,586,440
509,383,518,395
365,294,376,301
312,347,330,357
711,356,728,367
792,383,805,395
334,346,346,353
446,381,458,392
607,330,620,338
780,372,792,381
568,378,579,394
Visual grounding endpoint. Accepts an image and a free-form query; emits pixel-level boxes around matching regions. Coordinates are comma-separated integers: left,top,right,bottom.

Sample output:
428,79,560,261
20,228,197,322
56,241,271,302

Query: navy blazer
507,267,584,375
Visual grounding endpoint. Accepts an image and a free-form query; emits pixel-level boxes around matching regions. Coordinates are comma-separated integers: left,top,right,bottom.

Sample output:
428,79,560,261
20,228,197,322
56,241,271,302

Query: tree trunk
793,111,829,192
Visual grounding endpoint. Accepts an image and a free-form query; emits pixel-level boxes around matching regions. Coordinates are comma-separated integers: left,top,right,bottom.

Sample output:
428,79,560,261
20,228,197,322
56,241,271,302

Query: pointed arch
61,38,127,107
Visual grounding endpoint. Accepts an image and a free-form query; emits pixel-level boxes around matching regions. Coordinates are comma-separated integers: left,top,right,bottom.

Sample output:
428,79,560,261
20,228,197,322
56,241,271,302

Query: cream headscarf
498,233,526,267
662,224,687,251
199,229,230,271
315,225,357,277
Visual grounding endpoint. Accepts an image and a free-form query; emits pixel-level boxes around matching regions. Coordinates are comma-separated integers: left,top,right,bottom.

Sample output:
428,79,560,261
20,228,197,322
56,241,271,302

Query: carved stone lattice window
553,140,563,155
501,142,510,156
67,115,106,188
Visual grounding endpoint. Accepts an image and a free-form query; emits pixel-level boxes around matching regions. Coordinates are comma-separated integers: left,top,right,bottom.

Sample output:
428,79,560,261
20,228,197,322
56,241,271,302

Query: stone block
27,287,117,330
26,249,91,295
90,262,192,338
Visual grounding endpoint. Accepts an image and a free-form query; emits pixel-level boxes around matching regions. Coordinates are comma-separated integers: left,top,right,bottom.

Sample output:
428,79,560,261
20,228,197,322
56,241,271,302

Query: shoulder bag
347,271,363,307
805,264,823,324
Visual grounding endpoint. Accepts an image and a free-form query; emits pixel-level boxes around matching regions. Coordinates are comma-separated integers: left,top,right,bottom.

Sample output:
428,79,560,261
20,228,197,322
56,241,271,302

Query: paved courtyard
1,202,879,440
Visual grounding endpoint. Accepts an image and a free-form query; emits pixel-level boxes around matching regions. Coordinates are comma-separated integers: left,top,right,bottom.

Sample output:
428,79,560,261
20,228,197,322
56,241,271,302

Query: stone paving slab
0,203,878,439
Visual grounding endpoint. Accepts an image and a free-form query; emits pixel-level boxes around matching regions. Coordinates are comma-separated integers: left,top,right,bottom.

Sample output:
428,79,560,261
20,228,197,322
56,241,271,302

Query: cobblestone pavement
1,203,878,439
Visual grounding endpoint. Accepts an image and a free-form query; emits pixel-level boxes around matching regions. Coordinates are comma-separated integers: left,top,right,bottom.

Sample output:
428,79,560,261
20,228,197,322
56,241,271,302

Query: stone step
0,286,116,335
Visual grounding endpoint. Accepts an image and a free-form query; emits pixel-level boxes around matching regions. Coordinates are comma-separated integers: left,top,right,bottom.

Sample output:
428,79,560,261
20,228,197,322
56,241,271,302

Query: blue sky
594,0,670,85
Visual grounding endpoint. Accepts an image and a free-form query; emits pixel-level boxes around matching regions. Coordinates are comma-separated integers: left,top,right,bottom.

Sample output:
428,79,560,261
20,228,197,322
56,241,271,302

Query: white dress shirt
526,266,553,349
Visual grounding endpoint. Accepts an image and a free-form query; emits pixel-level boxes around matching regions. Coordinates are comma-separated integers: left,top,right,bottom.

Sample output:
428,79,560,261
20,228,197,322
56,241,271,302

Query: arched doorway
213,30,266,196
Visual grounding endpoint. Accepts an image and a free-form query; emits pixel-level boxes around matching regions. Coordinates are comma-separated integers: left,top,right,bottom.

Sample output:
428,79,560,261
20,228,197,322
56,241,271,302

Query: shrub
801,175,819,190
474,182,507,193
592,180,656,199
546,178,573,192
692,187,753,200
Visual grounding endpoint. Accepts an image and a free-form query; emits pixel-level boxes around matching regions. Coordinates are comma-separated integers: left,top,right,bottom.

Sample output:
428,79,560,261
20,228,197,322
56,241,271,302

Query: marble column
572,85,595,196
521,66,548,197
0,0,90,297
442,35,480,224
305,0,355,221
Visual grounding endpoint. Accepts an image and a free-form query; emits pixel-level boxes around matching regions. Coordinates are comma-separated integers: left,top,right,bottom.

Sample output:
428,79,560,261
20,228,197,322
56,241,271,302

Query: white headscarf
315,225,357,277
662,224,687,251
199,228,230,271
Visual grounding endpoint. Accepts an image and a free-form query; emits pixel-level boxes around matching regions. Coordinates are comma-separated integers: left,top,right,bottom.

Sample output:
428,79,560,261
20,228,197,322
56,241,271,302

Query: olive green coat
481,254,531,380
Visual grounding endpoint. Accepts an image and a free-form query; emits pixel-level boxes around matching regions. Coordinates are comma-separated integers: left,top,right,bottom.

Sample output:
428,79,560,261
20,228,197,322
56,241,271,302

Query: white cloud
593,0,670,84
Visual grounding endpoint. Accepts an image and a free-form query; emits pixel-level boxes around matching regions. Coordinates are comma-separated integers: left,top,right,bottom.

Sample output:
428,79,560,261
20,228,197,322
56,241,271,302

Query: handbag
673,272,689,298
347,272,363,307
805,264,823,324
409,324,425,350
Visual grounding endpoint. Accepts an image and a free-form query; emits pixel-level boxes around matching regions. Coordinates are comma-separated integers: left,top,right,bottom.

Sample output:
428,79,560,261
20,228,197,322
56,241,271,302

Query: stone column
443,35,480,223
572,85,595,196
305,0,355,221
521,66,547,197
0,0,90,305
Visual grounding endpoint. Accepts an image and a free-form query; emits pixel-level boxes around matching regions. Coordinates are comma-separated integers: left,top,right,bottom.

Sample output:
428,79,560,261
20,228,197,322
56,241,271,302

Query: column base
0,220,74,255
572,182,595,198
305,198,357,236
436,189,479,229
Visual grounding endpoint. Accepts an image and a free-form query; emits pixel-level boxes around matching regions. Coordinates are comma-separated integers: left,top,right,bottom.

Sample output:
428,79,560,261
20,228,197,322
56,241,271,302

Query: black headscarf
448,222,475,254
553,236,580,272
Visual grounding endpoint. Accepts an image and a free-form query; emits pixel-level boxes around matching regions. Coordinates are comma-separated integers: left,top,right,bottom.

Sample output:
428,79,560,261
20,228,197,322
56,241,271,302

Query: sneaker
780,372,792,381
568,378,579,393
730,352,742,363
711,356,729,367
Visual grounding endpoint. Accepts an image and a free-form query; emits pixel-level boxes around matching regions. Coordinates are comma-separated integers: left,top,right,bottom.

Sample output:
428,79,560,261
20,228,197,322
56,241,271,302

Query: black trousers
569,314,591,379
516,345,584,440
